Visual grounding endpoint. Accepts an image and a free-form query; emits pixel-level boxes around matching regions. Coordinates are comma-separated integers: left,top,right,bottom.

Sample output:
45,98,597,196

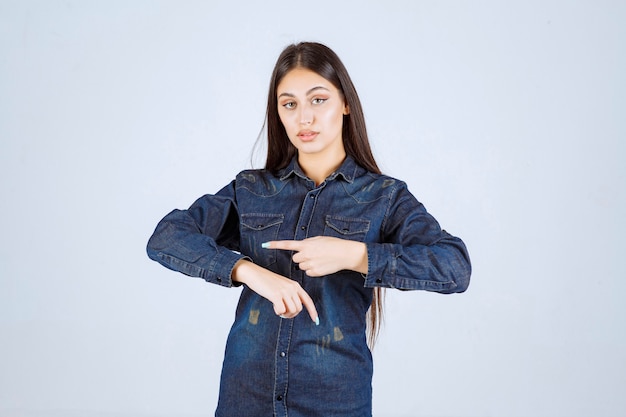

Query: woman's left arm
364,182,471,294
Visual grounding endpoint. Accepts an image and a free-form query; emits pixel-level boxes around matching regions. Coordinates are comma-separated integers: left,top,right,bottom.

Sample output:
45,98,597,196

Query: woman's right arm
146,181,246,287
147,181,318,322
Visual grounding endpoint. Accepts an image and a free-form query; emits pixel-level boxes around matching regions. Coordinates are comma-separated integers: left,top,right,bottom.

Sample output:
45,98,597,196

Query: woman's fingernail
315,316,320,326
261,242,270,249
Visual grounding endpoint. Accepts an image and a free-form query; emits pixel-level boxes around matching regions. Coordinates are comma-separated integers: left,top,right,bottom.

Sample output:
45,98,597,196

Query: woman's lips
297,130,318,142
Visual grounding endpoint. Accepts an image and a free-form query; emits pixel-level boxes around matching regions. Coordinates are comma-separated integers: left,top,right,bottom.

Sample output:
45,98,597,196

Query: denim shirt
147,156,471,417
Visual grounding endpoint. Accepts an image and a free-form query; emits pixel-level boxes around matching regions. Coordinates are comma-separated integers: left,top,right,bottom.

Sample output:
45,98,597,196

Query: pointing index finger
299,288,320,325
262,240,302,251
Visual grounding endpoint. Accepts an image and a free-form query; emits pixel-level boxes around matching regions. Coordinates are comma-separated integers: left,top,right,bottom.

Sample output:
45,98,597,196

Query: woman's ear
343,103,350,115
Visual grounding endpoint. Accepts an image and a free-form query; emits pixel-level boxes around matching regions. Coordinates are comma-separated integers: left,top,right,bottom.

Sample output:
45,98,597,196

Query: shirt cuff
205,247,248,287
362,242,395,288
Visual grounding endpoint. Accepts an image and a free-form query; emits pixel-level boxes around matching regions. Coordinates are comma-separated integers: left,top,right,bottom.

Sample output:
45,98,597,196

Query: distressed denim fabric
147,156,471,417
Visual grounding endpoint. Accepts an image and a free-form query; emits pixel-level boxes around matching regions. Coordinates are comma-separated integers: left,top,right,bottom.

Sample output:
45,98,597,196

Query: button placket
274,311,293,415
274,186,324,415
294,188,322,240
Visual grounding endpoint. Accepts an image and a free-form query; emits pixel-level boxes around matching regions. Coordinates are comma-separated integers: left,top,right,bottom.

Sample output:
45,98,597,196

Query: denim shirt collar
279,155,360,184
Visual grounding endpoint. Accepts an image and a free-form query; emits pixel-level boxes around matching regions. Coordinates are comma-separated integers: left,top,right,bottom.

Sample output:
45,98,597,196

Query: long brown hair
263,42,384,346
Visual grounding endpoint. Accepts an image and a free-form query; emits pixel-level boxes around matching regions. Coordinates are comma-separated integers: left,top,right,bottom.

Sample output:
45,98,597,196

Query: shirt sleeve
363,181,471,293
146,180,247,287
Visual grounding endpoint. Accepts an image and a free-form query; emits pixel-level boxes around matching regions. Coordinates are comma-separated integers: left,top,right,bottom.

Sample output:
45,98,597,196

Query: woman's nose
299,105,313,125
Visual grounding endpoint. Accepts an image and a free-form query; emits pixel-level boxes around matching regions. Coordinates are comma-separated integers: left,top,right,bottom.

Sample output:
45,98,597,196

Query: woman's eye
312,98,327,105
282,102,296,109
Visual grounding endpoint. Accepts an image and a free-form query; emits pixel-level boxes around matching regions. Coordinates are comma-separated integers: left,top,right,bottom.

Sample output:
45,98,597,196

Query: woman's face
276,68,349,160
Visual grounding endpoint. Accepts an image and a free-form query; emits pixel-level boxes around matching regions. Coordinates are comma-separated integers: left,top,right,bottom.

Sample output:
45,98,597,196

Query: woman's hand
263,236,368,276
231,260,319,324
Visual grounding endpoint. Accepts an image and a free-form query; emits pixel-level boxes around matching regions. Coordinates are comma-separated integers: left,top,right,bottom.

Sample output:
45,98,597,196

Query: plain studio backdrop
1,1,624,416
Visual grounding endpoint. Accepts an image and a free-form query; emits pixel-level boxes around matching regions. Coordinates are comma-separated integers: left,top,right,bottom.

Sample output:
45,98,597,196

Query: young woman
147,42,471,417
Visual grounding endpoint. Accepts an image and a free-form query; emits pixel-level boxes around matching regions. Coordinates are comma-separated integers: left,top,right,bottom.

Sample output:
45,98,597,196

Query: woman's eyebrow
278,86,330,99
306,86,330,95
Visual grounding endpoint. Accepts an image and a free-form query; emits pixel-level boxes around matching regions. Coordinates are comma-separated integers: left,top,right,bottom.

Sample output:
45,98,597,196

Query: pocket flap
241,213,284,231
324,216,370,236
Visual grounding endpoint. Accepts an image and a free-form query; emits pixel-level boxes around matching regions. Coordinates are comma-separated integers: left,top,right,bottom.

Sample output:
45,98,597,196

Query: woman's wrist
232,259,254,284
347,241,368,275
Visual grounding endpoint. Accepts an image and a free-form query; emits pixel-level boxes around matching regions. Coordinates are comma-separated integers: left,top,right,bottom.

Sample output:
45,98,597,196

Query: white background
1,1,624,416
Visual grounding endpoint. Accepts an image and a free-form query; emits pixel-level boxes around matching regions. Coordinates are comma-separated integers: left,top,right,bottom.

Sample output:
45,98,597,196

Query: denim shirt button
300,226,307,230
376,278,382,283
276,395,283,401
280,351,286,357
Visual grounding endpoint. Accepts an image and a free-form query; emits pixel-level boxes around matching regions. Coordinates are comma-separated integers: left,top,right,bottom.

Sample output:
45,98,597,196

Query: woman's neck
298,150,346,186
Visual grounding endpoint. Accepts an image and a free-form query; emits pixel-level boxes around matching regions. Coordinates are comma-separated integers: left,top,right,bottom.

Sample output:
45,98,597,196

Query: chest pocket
323,215,370,242
240,213,284,267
